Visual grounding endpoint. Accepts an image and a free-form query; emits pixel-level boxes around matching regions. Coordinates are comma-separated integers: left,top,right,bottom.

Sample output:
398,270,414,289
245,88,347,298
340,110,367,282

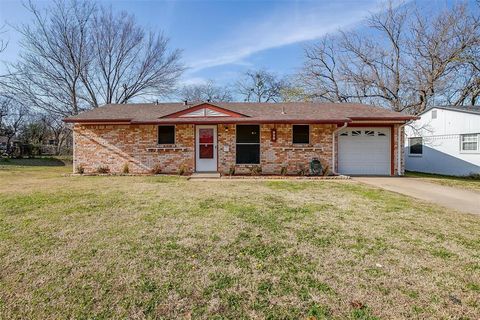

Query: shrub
250,165,262,176
280,166,288,176
467,173,480,180
322,164,330,176
122,163,130,174
297,163,307,176
178,165,187,176
96,166,110,174
151,164,162,174
76,164,85,174
229,165,236,176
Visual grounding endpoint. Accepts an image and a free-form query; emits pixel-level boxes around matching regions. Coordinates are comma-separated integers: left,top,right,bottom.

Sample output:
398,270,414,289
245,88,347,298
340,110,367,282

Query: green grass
0,160,479,319
405,171,480,192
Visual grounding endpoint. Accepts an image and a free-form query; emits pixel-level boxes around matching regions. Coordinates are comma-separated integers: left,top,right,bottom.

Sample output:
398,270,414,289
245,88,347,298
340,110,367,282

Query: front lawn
406,171,480,192
1,162,479,319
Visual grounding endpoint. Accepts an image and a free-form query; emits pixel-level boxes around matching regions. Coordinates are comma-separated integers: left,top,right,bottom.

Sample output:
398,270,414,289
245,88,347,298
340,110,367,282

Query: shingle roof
427,105,480,116
64,102,416,124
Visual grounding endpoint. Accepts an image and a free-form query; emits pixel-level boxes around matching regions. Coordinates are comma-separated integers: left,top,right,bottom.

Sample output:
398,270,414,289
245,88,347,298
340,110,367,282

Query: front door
195,125,217,172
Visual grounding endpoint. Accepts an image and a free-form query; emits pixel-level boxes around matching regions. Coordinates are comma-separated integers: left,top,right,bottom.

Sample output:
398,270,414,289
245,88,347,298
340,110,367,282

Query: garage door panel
338,127,391,175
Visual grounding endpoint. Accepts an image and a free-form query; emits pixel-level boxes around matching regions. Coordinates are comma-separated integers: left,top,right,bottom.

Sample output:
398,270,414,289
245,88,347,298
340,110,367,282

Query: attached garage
338,127,392,175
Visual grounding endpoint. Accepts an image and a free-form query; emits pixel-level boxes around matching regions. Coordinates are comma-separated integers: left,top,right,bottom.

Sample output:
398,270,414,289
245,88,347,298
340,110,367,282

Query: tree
0,96,29,153
300,2,480,114
5,0,184,117
6,0,95,117
236,69,287,102
179,80,232,102
81,7,184,107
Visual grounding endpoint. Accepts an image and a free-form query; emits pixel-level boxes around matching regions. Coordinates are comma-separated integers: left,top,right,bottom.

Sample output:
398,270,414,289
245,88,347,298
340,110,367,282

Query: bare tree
300,2,480,114
179,80,232,102
0,97,29,153
81,7,184,107
236,69,287,102
5,0,94,117
5,0,184,117
0,23,8,53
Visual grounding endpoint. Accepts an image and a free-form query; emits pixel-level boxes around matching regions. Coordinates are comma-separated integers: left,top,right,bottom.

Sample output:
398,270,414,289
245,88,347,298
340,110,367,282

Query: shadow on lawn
0,157,69,167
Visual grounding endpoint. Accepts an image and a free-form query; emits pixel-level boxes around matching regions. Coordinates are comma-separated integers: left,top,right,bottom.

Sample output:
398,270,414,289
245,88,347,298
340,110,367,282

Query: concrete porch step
189,172,221,179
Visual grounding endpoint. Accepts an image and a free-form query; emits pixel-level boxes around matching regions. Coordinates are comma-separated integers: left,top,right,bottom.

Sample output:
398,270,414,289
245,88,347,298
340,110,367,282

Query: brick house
64,102,416,176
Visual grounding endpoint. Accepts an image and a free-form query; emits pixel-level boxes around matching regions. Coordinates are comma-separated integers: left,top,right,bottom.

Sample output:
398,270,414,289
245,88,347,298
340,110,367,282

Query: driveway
354,177,480,215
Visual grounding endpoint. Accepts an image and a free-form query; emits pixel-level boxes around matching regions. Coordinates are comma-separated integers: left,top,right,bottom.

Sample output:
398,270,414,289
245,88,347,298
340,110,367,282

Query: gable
162,103,246,119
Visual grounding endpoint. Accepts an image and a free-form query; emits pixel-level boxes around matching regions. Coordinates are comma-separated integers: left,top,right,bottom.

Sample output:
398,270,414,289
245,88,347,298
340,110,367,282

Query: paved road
354,177,480,215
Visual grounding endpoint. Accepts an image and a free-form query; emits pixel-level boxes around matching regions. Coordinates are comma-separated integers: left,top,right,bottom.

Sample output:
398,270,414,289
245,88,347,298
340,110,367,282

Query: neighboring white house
405,106,480,176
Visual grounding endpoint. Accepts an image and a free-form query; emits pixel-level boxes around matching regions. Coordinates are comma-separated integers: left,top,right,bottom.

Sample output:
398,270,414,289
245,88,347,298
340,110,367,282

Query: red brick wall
73,124,194,174
217,124,335,175
73,123,403,175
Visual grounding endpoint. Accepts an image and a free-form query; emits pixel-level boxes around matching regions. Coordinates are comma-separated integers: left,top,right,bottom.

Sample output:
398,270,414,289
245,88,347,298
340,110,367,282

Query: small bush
280,166,288,176
322,164,330,176
467,173,480,180
122,163,130,174
151,164,162,174
178,165,187,176
96,166,110,174
76,164,85,174
229,165,236,176
250,165,262,176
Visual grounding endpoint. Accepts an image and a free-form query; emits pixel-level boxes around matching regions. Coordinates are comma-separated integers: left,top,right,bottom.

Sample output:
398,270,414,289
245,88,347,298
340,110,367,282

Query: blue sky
0,0,475,88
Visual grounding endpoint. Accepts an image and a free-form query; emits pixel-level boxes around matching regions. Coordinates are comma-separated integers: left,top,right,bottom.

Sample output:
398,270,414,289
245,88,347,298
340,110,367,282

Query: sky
0,0,476,90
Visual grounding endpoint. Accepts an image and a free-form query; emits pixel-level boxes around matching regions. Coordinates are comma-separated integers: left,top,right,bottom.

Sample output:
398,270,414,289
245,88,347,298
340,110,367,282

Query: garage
338,127,391,175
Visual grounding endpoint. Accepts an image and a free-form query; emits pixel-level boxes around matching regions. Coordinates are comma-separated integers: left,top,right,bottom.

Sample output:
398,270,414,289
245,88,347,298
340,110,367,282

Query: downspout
397,120,412,176
332,122,348,174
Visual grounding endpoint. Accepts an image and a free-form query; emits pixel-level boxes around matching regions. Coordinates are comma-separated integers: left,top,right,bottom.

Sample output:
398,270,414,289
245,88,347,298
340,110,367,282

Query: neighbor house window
158,125,175,144
409,137,423,155
460,134,479,152
236,125,260,164
292,125,309,144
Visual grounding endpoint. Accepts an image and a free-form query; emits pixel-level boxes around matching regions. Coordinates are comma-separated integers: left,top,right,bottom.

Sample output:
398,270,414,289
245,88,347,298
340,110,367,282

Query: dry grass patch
405,171,480,192
0,163,479,319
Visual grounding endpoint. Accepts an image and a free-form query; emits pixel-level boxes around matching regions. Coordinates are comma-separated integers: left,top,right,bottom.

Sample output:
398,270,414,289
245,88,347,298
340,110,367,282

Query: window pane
199,128,214,144
462,142,477,151
158,126,175,144
236,144,260,164
461,134,478,151
236,125,260,143
199,144,214,158
409,137,423,154
293,125,309,144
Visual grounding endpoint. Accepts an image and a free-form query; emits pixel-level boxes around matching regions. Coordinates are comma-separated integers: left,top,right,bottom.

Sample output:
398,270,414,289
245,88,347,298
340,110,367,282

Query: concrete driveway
353,177,480,215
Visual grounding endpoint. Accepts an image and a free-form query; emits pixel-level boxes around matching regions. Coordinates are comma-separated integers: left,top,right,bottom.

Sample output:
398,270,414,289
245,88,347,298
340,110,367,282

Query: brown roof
64,102,416,124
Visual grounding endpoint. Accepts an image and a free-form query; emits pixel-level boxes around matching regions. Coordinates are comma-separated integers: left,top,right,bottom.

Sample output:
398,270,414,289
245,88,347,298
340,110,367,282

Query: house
64,102,415,176
405,106,480,176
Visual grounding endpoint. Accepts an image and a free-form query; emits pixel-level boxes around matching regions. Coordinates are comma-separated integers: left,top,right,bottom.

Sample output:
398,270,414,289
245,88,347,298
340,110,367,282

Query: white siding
405,108,480,176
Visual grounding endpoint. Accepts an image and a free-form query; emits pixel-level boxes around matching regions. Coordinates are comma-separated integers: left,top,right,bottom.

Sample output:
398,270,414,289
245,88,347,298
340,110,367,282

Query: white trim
332,122,348,174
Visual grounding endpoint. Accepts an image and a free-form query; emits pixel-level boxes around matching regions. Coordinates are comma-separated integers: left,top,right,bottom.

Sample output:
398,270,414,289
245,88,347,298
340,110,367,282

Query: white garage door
338,127,391,175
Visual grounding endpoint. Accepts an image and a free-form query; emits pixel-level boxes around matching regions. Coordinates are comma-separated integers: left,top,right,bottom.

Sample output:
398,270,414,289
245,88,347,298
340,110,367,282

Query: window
409,137,423,155
364,130,375,136
292,125,309,144
236,125,260,164
431,110,437,119
158,125,175,144
460,134,479,152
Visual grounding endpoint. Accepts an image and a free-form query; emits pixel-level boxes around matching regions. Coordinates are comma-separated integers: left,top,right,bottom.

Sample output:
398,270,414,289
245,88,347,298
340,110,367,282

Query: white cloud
187,1,392,73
